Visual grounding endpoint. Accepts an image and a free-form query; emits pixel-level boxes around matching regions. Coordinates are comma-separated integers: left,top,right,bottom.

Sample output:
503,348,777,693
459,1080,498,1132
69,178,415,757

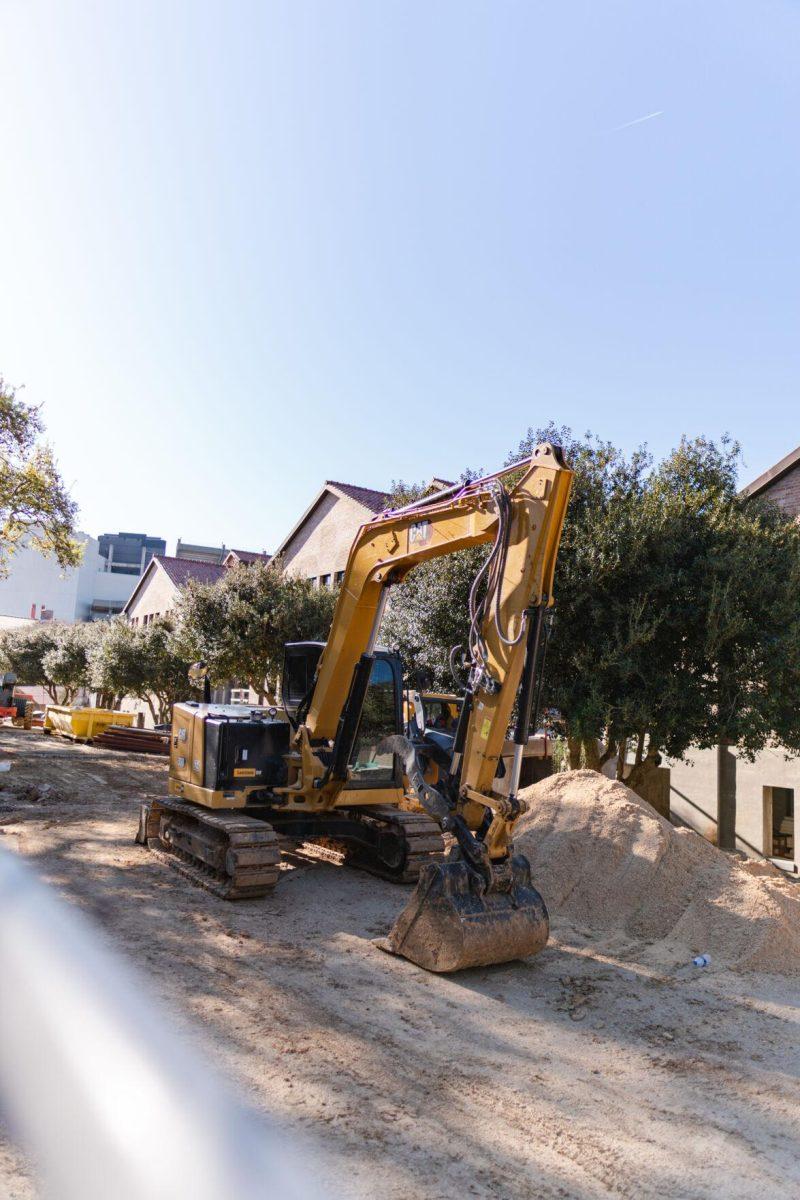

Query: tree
173,560,338,702
41,622,95,704
0,379,81,577
382,425,800,814
88,617,194,723
506,424,659,775
0,622,62,701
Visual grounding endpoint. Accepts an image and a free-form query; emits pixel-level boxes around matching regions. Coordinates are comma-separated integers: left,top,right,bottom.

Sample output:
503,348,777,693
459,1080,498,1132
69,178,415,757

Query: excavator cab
283,640,405,787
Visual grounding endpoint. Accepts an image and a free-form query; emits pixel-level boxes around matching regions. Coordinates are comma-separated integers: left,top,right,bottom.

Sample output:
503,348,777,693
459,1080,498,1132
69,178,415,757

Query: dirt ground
1,726,799,1199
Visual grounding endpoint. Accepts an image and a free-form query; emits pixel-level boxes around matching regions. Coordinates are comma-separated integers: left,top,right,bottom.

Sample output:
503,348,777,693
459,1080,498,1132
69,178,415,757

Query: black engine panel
203,715,290,792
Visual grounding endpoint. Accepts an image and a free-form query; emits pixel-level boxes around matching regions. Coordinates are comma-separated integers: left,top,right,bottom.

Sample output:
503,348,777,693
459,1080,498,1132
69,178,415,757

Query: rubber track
138,797,280,900
340,806,445,883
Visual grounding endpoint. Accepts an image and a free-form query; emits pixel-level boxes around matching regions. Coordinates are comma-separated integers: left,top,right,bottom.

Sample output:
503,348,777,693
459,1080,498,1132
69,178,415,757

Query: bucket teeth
379,853,549,973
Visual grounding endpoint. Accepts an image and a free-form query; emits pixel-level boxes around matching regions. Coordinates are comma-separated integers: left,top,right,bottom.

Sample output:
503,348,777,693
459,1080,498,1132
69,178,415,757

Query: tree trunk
634,730,645,766
598,737,617,769
567,736,583,770
615,738,628,780
626,758,655,794
582,739,601,771
716,739,737,851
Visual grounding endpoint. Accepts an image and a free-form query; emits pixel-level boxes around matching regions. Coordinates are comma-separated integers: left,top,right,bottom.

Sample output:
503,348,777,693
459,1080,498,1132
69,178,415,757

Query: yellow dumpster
43,706,136,743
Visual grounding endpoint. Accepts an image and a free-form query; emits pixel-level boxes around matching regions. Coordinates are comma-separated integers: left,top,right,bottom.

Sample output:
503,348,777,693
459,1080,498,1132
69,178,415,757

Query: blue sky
1,1,798,554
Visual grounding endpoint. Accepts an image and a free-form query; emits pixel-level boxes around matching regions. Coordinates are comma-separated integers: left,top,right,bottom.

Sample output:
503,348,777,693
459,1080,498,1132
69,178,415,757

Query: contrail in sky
609,110,664,133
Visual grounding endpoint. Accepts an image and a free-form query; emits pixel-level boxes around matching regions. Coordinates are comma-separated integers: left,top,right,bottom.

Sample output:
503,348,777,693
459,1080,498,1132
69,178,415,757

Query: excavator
136,442,573,972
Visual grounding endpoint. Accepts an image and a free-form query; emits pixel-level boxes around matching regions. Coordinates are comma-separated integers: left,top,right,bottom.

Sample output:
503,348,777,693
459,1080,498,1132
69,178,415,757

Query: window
422,697,462,732
350,658,399,787
308,576,317,587
320,574,331,588
765,786,794,859
335,571,345,586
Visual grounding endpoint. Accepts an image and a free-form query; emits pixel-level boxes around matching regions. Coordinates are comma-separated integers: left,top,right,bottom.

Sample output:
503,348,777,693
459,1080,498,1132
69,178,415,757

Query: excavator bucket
379,853,549,973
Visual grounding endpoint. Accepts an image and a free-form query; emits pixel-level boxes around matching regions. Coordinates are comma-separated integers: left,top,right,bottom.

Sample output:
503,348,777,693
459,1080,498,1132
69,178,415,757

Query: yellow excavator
136,443,572,972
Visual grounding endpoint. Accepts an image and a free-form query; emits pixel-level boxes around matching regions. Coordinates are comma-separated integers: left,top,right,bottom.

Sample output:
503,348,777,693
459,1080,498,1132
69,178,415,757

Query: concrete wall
669,745,800,869
761,462,800,518
0,534,93,620
0,535,144,622
91,570,138,613
0,615,36,631
281,492,370,583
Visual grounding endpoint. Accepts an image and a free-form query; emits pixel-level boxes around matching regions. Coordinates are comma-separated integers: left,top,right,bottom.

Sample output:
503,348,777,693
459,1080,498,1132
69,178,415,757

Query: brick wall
762,463,800,518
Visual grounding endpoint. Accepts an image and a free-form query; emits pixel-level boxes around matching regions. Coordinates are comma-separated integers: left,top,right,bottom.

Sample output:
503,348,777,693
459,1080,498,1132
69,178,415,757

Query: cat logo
408,520,432,549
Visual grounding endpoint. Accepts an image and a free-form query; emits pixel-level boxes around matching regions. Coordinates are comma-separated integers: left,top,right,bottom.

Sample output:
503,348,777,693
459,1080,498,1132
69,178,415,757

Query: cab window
423,699,461,732
351,659,399,785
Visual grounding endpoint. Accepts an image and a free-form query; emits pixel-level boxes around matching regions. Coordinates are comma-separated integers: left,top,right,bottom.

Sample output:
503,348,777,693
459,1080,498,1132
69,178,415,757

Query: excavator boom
301,442,573,971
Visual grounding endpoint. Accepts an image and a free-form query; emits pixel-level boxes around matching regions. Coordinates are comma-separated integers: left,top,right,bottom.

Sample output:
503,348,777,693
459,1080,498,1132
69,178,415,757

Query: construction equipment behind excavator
136,443,573,972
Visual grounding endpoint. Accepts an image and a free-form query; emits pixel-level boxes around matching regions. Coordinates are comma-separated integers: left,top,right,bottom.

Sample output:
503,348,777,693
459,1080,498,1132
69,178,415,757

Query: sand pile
514,770,800,974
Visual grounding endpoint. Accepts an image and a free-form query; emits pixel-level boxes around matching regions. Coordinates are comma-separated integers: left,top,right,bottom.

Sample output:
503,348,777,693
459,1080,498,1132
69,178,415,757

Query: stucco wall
0,534,148,621
0,534,93,620
761,462,800,518
669,745,800,866
281,492,370,582
126,566,179,624
91,569,139,611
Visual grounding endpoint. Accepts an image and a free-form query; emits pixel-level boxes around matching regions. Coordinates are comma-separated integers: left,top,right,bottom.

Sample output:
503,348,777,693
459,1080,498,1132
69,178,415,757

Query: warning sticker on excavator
480,718,491,740
234,767,257,778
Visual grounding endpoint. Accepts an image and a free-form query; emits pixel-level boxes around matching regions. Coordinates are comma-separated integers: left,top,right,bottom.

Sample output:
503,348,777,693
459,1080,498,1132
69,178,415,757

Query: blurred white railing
0,847,325,1200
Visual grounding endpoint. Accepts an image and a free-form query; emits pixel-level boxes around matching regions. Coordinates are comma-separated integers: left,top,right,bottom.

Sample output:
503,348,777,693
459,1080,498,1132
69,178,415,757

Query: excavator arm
301,442,572,862
283,442,573,973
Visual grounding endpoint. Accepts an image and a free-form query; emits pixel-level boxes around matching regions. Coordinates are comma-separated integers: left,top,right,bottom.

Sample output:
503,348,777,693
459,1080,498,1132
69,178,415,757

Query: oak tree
0,379,81,577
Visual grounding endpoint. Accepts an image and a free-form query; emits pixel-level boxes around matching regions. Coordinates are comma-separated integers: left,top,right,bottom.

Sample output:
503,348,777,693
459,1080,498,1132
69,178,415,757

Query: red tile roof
226,548,271,564
156,556,227,587
326,481,391,512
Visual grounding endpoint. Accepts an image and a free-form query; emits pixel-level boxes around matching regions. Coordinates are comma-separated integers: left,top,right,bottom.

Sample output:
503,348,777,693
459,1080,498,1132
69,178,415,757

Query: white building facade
0,531,165,623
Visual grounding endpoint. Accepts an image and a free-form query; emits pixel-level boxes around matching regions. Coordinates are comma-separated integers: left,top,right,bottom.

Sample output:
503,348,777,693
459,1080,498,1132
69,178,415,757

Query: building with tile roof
322,481,392,513
122,556,226,626
273,476,456,588
273,480,392,588
222,549,272,567
742,443,800,518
